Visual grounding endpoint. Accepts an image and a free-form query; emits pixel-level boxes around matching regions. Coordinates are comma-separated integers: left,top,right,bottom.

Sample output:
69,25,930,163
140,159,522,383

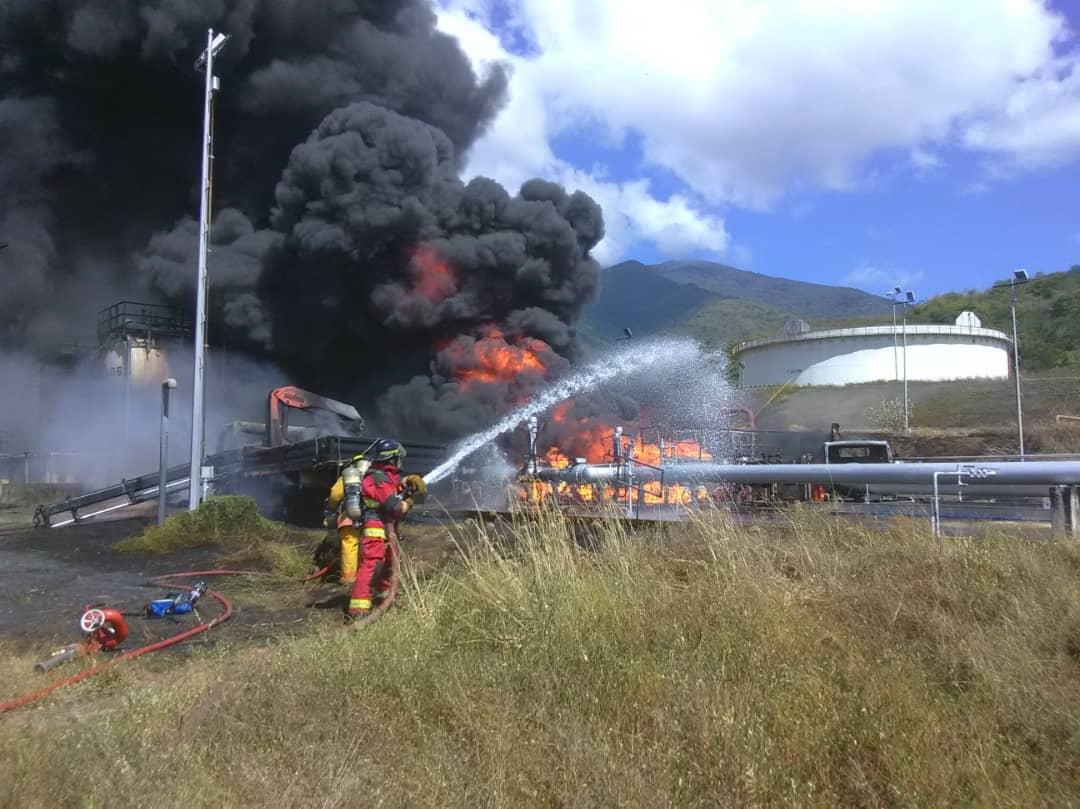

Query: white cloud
963,57,1080,169
440,1,1077,261
439,5,728,264
843,265,926,294
910,148,944,173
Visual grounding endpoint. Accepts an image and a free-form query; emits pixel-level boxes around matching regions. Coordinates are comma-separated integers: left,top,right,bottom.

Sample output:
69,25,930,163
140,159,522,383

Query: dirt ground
0,505,461,665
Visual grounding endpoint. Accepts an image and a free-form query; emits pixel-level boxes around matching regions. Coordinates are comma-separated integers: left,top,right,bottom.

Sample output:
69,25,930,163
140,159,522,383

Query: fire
543,429,712,469
450,326,550,390
410,245,457,302
545,403,615,464
633,438,713,466
545,447,571,468
523,400,719,509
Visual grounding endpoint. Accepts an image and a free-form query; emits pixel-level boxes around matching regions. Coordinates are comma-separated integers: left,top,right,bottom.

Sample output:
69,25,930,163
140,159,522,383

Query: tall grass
3,507,1080,807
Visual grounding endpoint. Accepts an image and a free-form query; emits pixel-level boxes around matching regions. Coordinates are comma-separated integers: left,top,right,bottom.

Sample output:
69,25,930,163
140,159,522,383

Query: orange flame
410,245,457,302
451,326,550,390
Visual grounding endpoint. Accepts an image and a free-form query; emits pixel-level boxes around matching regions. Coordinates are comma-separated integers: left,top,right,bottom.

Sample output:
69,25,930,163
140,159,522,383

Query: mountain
910,266,1080,371
649,260,891,318
583,259,890,348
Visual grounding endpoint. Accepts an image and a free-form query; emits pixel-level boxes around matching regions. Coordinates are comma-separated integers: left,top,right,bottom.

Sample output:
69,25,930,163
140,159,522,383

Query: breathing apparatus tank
343,458,369,520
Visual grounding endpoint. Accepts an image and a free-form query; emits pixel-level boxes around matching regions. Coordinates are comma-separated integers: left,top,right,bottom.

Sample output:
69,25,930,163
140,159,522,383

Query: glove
403,474,427,504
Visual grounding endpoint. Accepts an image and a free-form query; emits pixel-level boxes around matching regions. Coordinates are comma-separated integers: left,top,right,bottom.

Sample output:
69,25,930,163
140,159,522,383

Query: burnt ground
0,505,462,664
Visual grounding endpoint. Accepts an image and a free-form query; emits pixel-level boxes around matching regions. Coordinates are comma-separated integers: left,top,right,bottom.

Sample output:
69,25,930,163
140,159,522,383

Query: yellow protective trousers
338,525,360,585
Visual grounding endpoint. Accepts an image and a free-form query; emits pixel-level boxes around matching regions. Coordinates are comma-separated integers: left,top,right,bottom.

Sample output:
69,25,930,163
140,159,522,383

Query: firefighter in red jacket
324,438,425,621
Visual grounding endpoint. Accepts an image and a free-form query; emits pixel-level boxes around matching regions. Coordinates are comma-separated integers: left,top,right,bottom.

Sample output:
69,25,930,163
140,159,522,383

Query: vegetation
910,265,1080,370
865,397,906,432
645,260,890,318
114,495,311,577
671,298,791,349
587,262,1080,371
911,374,1080,430
585,260,888,350
3,508,1080,806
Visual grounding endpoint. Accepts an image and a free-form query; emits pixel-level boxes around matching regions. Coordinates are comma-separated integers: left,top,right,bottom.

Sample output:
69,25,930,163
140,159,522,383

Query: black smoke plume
0,1,605,445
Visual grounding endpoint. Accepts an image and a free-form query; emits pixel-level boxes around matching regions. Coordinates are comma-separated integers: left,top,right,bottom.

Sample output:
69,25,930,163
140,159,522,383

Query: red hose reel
79,607,129,651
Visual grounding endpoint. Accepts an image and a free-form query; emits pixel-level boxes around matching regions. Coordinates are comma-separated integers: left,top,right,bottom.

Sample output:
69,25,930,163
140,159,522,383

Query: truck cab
824,440,893,465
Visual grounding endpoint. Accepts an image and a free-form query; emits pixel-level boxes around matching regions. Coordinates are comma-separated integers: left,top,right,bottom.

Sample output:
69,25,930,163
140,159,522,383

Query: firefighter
319,454,367,588
326,438,426,622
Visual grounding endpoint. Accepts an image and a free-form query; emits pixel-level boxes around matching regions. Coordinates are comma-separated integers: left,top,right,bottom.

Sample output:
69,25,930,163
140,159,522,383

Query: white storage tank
733,313,1011,387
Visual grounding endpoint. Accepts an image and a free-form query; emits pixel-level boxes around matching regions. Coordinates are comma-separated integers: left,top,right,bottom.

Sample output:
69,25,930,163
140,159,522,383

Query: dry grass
114,495,313,577
1028,423,1080,453
2,506,1080,807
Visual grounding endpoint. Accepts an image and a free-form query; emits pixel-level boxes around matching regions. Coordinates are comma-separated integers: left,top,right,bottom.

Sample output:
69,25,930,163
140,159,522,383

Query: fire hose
0,534,402,714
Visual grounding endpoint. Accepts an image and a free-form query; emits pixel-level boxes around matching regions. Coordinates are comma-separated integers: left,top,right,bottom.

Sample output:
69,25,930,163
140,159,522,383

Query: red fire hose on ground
0,534,402,715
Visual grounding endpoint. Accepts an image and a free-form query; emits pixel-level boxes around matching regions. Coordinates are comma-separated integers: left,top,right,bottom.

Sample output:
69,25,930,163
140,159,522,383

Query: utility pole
888,288,915,432
995,269,1029,458
159,378,177,525
886,286,902,382
902,303,909,431
188,29,228,511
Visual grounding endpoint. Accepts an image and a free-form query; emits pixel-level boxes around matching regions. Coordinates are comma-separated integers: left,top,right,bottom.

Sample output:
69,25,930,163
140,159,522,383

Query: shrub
114,495,288,555
866,397,906,431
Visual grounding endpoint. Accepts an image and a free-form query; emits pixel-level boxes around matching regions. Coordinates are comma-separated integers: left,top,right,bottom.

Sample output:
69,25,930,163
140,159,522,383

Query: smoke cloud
1,0,607,451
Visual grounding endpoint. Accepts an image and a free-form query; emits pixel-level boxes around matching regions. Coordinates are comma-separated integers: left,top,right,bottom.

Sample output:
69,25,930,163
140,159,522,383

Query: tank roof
734,323,1011,354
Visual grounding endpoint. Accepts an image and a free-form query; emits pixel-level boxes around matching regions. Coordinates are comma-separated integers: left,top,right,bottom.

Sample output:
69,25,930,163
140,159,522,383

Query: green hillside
668,298,792,348
651,260,892,318
583,262,718,341
910,266,1080,370
584,260,890,348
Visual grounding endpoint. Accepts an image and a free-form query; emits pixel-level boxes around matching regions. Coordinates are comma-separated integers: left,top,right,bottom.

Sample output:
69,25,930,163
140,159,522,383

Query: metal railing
97,301,191,345
735,323,1012,353
0,451,127,487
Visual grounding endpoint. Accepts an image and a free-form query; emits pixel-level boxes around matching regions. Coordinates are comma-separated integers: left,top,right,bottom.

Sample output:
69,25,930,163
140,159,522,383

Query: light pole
159,378,177,525
887,288,916,431
188,29,229,511
886,286,902,381
994,269,1029,458
901,289,915,433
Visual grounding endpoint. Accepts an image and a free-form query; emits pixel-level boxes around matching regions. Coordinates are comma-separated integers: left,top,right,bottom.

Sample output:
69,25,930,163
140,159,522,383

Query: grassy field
2,507,1080,807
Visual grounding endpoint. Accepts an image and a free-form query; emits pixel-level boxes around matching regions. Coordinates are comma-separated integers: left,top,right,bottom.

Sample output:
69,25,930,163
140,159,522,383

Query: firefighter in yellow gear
323,455,368,585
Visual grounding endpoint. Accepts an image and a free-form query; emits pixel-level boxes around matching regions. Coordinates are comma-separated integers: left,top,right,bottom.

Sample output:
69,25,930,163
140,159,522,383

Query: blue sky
438,0,1080,299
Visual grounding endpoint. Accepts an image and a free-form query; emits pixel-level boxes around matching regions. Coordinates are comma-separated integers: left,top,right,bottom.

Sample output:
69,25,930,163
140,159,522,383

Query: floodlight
194,32,229,70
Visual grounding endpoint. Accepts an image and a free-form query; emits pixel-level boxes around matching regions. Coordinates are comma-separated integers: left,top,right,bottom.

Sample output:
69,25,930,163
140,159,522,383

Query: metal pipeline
531,460,1080,490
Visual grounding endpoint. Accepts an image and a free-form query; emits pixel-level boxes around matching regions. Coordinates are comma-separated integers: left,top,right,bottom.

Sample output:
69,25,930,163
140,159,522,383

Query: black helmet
371,438,406,468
